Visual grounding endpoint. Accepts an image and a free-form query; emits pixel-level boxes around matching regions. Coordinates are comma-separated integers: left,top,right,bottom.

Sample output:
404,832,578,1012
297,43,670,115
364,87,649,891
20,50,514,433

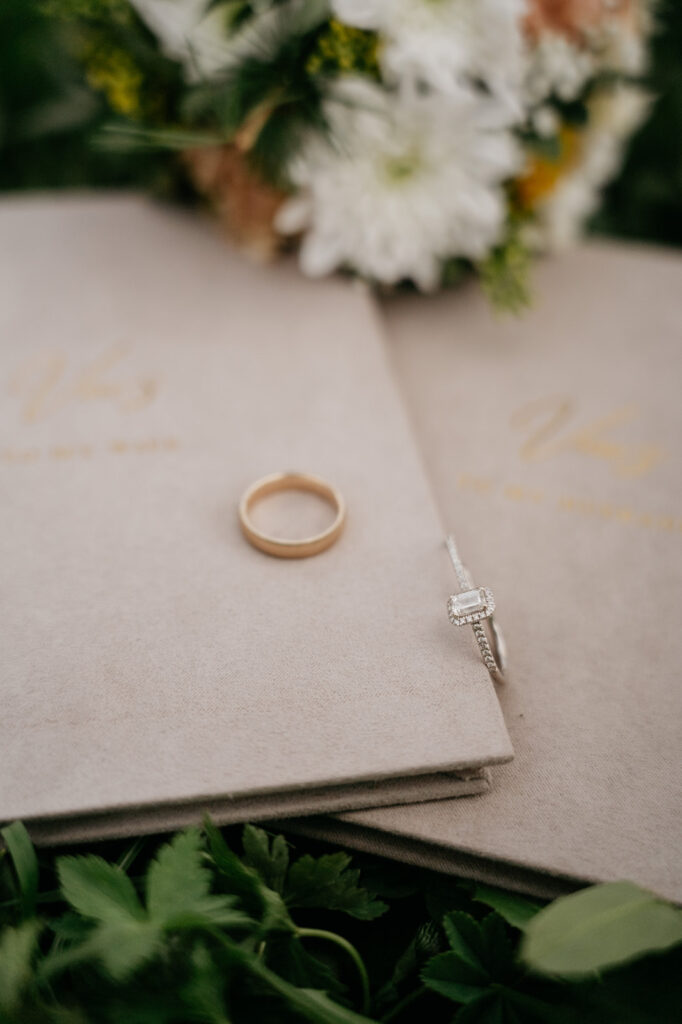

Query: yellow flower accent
515,126,582,210
85,47,144,118
306,19,379,76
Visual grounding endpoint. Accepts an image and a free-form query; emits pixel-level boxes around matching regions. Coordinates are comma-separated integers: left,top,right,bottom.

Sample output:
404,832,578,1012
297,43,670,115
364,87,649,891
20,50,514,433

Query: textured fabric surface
26,772,491,847
314,243,682,902
0,196,511,841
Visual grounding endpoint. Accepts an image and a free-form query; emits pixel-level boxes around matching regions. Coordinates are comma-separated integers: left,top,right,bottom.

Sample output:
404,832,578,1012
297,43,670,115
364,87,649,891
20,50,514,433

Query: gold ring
238,472,346,558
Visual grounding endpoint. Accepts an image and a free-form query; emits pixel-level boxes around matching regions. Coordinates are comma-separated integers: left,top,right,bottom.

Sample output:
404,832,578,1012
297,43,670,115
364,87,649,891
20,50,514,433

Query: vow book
289,242,682,903
0,196,512,843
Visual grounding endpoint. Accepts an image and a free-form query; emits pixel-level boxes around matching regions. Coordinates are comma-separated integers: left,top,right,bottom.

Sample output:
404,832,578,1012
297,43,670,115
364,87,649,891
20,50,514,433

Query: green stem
117,838,147,873
206,928,371,1024
0,889,61,909
296,926,370,1015
381,985,428,1022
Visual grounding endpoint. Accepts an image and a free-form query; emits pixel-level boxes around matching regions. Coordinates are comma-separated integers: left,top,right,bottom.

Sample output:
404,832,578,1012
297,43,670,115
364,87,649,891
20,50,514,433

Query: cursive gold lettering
511,396,665,479
9,346,158,424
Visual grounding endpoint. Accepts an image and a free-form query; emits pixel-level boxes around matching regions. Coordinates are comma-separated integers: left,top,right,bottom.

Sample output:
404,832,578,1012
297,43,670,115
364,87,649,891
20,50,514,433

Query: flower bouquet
57,0,652,305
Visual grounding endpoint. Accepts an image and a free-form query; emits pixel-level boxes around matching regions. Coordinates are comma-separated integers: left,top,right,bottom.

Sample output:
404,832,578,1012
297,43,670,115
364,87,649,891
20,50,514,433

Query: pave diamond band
445,534,507,683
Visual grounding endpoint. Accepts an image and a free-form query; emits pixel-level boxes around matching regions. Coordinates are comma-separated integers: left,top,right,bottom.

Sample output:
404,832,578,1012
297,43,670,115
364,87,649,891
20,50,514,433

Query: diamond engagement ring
445,534,507,683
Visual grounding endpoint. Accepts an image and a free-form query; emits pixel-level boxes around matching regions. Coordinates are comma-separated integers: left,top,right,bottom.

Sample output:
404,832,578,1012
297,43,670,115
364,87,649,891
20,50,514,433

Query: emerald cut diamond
448,587,495,626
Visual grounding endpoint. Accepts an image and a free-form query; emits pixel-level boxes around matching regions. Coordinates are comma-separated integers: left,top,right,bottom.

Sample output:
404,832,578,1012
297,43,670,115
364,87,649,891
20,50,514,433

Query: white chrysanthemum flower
276,79,520,290
331,0,525,111
586,18,649,77
527,83,650,250
129,0,284,79
532,105,560,138
524,32,595,106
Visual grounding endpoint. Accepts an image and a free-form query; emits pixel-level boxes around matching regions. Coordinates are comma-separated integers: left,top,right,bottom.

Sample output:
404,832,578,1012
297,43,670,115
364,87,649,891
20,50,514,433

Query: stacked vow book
1,198,680,904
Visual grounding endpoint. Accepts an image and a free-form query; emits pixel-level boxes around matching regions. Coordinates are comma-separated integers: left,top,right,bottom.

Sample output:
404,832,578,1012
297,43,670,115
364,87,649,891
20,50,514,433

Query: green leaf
473,885,542,931
521,881,682,978
0,919,40,1014
422,911,517,1007
37,926,152,986
374,923,440,1015
264,934,348,1003
146,828,208,919
242,825,290,894
279,986,371,1024
443,912,488,971
146,828,247,929
285,853,387,920
205,818,262,908
57,855,144,923
421,951,489,1004
180,944,230,1024
87,919,162,981
376,921,440,1008
239,945,375,1024
478,913,516,981
95,122,224,152
55,831,248,982
479,232,531,314
455,988,568,1024
568,944,682,1024
145,830,201,917
205,817,292,934
1,822,38,917
453,993,509,1024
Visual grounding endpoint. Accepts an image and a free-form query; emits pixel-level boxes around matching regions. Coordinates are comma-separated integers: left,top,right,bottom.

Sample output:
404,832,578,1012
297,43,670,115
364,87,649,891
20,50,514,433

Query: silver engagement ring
445,534,507,684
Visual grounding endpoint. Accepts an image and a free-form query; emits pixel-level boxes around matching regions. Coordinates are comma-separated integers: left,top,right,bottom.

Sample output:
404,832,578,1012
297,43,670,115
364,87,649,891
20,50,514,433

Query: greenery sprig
1,819,681,1023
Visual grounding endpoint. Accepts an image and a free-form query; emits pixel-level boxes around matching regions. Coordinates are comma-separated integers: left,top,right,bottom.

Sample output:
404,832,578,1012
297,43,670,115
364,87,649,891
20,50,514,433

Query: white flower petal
331,0,525,107
274,195,313,235
285,80,519,289
299,234,345,277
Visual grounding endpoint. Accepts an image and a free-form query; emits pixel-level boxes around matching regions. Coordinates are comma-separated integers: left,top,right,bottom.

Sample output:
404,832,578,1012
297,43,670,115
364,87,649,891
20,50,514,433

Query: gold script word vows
9,345,158,424
510,396,666,480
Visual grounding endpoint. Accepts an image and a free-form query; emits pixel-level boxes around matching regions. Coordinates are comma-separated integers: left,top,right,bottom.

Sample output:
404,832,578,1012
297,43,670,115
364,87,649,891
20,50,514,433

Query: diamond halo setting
447,587,495,626
444,533,506,683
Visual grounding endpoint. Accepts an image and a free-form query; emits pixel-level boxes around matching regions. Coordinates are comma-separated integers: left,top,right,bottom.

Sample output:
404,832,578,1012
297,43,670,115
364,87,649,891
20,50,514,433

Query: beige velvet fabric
302,243,682,902
0,196,512,842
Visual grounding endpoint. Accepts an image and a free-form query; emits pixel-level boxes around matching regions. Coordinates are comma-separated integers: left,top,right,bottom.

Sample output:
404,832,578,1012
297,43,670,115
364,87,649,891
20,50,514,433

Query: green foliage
1,822,39,919
479,230,532,315
422,911,518,1008
594,0,682,247
521,881,682,978
285,853,388,920
0,920,41,1016
242,822,291,893
178,0,331,187
472,884,541,931
1,821,681,1023
305,19,379,77
51,830,249,981
0,0,183,193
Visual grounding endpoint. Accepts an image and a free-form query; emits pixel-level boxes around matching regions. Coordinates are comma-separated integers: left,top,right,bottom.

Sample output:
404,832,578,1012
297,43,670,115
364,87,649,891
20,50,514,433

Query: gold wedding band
238,472,346,558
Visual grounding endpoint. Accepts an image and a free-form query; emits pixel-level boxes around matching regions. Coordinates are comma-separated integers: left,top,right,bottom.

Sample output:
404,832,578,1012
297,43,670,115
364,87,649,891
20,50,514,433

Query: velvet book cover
0,196,512,843
290,242,682,904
